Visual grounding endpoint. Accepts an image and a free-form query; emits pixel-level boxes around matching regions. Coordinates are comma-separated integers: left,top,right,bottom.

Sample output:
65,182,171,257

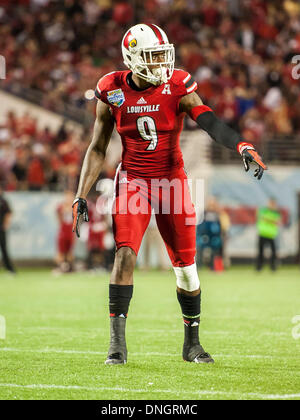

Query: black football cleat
183,344,214,364
105,316,127,365
105,352,127,365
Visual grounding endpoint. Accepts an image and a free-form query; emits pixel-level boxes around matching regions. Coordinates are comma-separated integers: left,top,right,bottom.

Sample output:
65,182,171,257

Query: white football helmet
121,23,175,86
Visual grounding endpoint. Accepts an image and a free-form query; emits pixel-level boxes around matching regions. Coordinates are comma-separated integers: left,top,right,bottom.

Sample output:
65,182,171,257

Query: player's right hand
72,198,89,238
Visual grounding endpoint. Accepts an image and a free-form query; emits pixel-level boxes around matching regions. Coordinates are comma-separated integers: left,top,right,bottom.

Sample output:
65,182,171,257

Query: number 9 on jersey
136,116,158,151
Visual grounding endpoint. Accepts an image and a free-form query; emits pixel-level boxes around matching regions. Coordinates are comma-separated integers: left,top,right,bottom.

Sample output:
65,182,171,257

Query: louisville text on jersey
127,104,160,113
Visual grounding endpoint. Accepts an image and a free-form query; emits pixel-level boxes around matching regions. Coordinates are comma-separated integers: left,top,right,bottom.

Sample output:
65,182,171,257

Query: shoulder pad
171,69,198,96
95,71,124,102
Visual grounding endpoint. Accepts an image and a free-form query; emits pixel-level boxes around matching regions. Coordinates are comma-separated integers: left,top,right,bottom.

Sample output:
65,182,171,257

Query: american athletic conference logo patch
107,89,125,107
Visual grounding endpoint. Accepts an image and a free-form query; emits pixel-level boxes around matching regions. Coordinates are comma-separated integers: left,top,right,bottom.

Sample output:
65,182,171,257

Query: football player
72,24,267,365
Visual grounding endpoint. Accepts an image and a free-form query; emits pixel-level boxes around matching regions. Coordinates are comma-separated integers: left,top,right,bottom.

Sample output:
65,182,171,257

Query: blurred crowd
0,0,300,190
0,110,115,190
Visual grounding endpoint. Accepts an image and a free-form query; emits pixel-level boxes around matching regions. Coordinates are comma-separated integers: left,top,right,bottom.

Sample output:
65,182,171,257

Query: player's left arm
179,92,267,180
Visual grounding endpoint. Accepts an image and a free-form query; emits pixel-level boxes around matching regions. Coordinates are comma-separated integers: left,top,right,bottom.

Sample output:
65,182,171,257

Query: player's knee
173,263,200,292
114,246,136,276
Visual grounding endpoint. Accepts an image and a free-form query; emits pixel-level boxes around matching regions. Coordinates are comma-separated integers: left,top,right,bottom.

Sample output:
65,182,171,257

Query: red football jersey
95,69,197,178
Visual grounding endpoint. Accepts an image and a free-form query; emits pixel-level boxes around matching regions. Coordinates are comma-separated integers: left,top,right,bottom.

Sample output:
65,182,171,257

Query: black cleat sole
183,343,214,364
105,358,127,365
183,356,214,364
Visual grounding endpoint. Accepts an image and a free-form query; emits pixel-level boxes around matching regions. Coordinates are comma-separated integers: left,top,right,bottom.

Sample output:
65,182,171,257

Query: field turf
0,266,299,400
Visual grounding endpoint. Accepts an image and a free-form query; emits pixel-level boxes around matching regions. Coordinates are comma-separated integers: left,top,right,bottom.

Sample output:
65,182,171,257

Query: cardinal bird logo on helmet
129,38,137,48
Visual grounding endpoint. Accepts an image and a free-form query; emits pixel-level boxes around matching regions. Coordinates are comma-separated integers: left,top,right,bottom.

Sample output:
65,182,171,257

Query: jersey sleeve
94,72,117,104
172,69,198,97
94,80,103,101
95,76,108,104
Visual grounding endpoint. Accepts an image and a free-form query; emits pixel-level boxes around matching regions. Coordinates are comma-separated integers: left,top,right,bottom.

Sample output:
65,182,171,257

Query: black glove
72,198,89,238
238,142,268,180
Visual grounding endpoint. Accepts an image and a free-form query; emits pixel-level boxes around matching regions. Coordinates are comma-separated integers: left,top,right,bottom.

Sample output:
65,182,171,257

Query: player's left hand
238,143,267,180
72,198,89,238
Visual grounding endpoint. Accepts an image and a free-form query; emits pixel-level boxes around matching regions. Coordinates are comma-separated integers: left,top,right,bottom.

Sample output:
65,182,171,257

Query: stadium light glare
84,89,95,100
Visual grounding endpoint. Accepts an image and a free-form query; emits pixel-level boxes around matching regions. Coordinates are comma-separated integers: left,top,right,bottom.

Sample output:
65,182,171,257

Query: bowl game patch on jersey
107,89,125,107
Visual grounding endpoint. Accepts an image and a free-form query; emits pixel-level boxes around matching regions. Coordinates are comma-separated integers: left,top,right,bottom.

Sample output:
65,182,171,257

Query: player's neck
131,73,153,90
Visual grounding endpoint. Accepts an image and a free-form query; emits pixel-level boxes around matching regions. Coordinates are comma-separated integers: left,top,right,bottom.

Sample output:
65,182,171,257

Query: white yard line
14,327,290,337
0,347,291,359
0,347,107,355
0,383,299,400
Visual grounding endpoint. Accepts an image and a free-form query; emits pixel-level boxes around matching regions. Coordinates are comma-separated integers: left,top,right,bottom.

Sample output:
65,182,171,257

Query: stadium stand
1,0,300,193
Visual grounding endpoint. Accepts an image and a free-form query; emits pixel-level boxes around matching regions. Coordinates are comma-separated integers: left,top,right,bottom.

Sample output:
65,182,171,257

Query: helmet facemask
124,44,175,86
140,45,174,85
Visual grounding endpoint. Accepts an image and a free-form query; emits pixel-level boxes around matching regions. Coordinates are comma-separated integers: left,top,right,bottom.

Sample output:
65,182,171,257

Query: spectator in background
55,190,75,273
256,198,281,271
218,204,231,268
196,197,223,271
11,148,29,191
0,185,16,274
93,177,115,271
86,198,107,271
27,156,46,191
214,87,239,130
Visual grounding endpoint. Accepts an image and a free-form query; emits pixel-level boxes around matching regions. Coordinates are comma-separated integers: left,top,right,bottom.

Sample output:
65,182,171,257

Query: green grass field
0,266,299,400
